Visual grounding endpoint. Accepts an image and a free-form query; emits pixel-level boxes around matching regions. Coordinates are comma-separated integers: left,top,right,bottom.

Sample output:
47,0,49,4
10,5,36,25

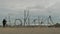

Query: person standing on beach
2,19,7,27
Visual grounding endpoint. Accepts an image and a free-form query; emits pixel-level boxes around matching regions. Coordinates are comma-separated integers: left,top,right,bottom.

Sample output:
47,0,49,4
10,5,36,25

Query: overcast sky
0,0,60,16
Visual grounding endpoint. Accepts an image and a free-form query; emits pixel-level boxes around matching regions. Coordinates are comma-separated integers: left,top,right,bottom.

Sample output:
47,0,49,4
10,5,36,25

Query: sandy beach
0,27,59,34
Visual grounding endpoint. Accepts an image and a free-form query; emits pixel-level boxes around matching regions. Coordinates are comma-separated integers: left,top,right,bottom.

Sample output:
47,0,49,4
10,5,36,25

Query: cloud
0,0,60,16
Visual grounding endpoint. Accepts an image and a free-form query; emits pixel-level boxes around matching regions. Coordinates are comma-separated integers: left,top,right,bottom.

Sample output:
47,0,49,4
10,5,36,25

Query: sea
0,15,60,26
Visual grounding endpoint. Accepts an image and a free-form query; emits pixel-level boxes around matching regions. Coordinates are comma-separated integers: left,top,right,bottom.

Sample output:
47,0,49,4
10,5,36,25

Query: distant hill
48,23,60,27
